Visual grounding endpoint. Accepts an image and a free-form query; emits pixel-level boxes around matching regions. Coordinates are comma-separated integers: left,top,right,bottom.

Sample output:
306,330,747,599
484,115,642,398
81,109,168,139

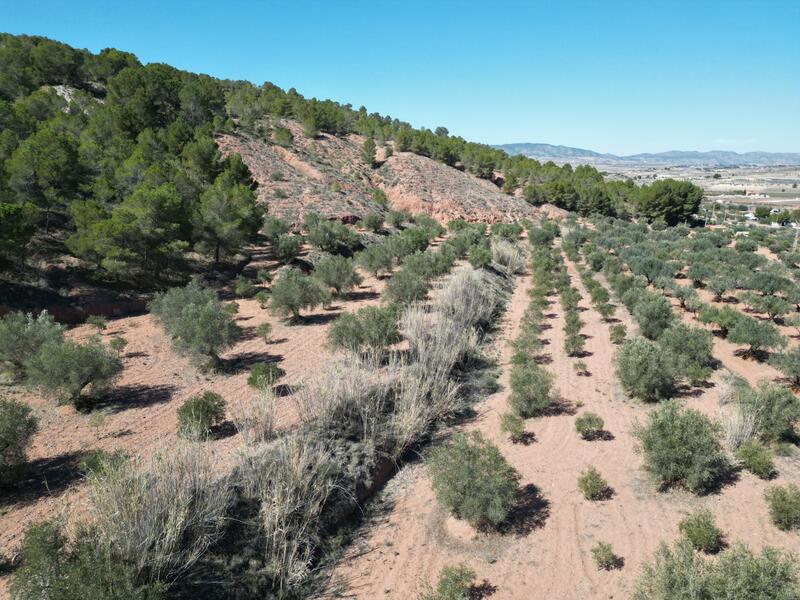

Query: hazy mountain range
495,143,800,167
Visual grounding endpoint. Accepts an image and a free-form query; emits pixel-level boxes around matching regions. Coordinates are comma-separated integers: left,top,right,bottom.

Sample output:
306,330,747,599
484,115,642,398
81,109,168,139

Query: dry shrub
720,402,758,451
237,437,342,591
433,266,498,329
232,388,278,445
491,238,526,274
86,444,232,583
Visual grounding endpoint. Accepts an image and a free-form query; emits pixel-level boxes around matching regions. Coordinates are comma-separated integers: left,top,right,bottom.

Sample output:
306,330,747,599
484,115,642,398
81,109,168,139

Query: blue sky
3,0,799,154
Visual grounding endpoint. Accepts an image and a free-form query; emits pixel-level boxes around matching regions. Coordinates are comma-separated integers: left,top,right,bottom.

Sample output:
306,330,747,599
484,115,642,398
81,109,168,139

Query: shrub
0,398,38,485
256,322,272,343
698,304,741,338
385,268,428,304
263,215,290,244
634,540,800,599
272,126,293,146
307,220,358,254
490,239,526,273
578,466,610,500
467,243,492,269
609,323,626,345
25,337,122,408
633,294,674,340
573,360,589,376
254,290,270,308
769,346,800,387
269,267,327,321
109,336,128,354
633,400,730,494
231,388,277,445
386,209,408,228
500,412,525,442
615,337,675,402
736,381,800,442
362,211,384,233
727,315,786,358
79,448,128,477
273,233,303,262
419,564,476,600
86,315,108,330
591,541,617,570
509,361,554,417
429,431,519,527
313,255,362,296
678,509,723,553
150,281,240,370
177,392,226,439
247,362,285,390
256,269,272,284
575,412,604,440
736,439,775,479
234,276,256,298
658,324,713,384
765,484,800,531
0,311,65,379
564,333,585,357
356,242,394,276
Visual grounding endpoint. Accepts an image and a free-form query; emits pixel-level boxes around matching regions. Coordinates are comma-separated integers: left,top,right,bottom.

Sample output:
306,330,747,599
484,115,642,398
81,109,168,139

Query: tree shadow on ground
511,432,537,446
296,312,341,326
210,420,237,440
541,397,578,416
497,484,550,536
1,450,87,509
469,580,498,599
582,430,615,442
96,383,176,412
343,289,380,302
224,351,283,374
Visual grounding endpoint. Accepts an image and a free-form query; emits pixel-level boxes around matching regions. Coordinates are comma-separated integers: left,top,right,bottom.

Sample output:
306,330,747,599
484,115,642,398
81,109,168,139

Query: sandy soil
324,252,799,599
0,240,401,568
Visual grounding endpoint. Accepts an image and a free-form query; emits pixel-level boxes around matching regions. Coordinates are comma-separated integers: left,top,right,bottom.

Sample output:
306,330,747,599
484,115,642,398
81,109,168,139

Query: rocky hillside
218,119,543,224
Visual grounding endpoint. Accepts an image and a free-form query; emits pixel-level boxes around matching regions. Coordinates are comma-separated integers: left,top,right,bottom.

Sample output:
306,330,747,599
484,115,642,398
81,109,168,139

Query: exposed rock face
218,120,551,225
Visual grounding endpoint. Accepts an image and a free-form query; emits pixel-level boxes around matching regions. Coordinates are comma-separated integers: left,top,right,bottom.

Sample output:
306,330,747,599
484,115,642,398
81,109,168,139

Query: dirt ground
324,251,799,599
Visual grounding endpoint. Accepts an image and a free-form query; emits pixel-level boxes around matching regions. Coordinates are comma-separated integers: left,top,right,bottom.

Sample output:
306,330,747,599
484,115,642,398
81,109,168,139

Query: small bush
419,564,476,600
616,337,675,402
500,412,525,442
272,126,293,147
254,290,270,308
247,362,285,390
109,336,127,354
509,361,554,418
573,360,589,376
575,412,604,440
429,431,519,527
609,323,626,345
658,324,713,384
633,400,729,494
765,484,800,531
177,392,226,439
25,337,122,408
467,243,492,269
356,242,393,277
273,233,303,262
564,333,585,357
79,448,127,477
0,311,65,379
362,211,384,233
307,220,358,254
578,466,610,500
234,276,256,298
269,268,327,321
385,268,428,304
736,438,775,479
313,255,362,296
0,398,38,485
591,541,617,570
633,294,675,340
256,322,272,343
150,280,240,370
678,509,723,553
86,315,108,330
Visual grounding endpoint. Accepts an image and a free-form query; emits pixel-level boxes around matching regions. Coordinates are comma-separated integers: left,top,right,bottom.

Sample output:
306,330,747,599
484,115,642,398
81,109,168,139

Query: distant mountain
495,143,800,167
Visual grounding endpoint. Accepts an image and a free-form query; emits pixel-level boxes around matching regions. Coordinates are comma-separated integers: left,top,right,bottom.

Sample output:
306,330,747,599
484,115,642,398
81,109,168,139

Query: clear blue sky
3,0,799,154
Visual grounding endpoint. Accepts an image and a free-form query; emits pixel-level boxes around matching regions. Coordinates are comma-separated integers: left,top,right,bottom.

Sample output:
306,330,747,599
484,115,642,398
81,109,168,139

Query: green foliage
615,337,675,402
25,337,122,408
361,211,384,233
313,255,362,296
356,242,393,276
591,541,617,570
79,448,128,477
109,336,128,354
307,220,358,254
419,564,476,600
262,215,290,243
273,233,303,262
0,310,65,379
575,412,604,440
269,267,327,320
360,137,376,166
734,381,800,443
633,294,674,340
327,305,399,353
578,466,610,500
634,540,800,600
429,431,519,527
736,439,775,479
234,276,256,298
255,322,272,342
272,127,293,147
9,520,164,600
86,315,108,330
678,509,723,553
247,362,285,390
0,397,38,485
467,243,492,269
765,484,800,531
385,268,428,304
633,400,729,494
636,178,703,225
769,346,800,386
177,391,226,439
509,361,554,417
609,323,626,345
149,280,240,369
0,202,36,259
658,324,713,384
500,412,525,443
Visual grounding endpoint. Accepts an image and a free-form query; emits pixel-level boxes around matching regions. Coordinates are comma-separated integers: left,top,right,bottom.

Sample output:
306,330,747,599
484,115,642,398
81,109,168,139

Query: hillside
497,143,800,167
